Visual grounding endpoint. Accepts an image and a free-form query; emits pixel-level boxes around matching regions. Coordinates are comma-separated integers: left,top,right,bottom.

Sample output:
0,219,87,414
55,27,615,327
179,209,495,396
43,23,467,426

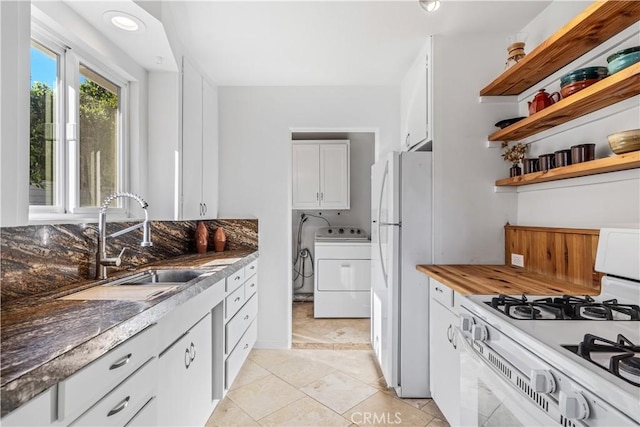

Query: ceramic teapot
528,89,561,115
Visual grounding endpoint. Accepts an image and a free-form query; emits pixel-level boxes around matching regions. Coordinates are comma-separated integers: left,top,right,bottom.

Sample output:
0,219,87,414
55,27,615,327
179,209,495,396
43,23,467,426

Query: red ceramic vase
213,227,226,252
195,221,209,254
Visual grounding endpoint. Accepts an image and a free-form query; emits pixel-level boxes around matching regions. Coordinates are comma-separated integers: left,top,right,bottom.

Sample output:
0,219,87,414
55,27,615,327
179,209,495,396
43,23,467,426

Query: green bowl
607,51,640,75
560,67,608,87
607,46,640,63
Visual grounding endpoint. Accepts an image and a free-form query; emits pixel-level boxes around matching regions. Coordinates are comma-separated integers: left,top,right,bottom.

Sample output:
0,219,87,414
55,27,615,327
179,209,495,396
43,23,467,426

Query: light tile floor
291,302,370,349
206,348,450,427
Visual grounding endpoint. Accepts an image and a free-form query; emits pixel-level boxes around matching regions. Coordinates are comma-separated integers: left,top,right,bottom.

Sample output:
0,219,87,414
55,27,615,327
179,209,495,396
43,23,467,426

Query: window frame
28,24,130,221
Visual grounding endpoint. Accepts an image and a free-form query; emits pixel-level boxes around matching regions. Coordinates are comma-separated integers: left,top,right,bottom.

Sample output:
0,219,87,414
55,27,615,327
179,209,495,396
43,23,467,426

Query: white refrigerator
371,151,432,398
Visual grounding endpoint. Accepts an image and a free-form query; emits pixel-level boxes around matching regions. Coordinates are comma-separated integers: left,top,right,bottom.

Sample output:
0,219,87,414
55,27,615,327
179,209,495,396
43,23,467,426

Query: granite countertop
416,264,600,296
0,249,258,417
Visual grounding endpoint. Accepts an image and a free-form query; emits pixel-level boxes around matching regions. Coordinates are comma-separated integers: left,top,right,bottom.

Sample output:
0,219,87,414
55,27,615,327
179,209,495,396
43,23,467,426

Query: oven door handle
455,327,557,426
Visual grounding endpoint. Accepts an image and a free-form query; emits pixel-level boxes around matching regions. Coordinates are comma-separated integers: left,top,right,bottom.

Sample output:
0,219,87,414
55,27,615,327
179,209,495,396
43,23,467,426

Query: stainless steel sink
107,269,215,285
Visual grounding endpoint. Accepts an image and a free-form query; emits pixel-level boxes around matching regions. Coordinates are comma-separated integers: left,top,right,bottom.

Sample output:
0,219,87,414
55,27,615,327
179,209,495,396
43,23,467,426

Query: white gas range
457,228,640,427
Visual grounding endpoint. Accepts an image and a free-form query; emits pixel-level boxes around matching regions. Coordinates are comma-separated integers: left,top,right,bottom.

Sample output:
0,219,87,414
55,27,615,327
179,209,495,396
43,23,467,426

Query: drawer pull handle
435,287,443,293
235,276,241,281
107,396,130,417
109,353,132,370
244,315,250,320
244,343,249,350
250,265,255,270
234,297,241,302
250,283,255,288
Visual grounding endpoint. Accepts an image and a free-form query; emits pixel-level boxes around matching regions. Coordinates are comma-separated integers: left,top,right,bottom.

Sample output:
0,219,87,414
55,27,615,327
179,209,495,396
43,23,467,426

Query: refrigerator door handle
378,163,390,288
380,222,401,227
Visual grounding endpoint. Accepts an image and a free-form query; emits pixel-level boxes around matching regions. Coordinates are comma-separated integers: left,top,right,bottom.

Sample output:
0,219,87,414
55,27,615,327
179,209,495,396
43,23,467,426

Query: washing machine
314,227,371,318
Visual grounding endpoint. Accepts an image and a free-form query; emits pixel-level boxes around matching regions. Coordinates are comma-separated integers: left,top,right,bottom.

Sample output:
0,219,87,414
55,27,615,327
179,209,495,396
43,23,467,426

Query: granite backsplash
0,219,258,302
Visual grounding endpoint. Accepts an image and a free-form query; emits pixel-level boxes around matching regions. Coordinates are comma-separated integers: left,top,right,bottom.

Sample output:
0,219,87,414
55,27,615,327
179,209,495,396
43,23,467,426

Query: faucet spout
96,192,152,279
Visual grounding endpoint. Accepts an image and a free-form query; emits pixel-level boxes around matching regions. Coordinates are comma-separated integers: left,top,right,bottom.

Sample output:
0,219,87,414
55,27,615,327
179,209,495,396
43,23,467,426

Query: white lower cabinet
429,278,460,426
1,257,260,427
71,358,157,427
157,313,212,427
1,387,55,426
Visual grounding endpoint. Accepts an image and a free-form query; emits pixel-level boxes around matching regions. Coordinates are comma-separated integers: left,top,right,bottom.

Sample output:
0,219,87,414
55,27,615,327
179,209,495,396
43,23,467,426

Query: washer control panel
315,227,369,241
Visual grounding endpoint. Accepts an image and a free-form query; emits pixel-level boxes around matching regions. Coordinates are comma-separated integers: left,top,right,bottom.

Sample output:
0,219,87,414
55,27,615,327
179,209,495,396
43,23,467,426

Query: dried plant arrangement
501,142,527,165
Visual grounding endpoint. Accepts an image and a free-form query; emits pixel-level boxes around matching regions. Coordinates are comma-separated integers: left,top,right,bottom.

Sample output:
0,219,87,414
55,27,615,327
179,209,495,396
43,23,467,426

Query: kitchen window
29,29,128,218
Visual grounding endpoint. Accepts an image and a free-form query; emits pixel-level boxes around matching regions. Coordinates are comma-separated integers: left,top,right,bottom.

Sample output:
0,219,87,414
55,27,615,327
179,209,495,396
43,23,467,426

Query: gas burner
513,305,541,319
571,334,640,387
487,295,565,320
582,306,609,319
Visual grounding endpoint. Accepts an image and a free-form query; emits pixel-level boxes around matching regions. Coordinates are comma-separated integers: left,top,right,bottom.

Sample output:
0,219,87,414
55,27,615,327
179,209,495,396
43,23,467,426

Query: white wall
291,132,375,294
218,86,398,348
432,33,518,264
0,1,30,226
513,0,640,229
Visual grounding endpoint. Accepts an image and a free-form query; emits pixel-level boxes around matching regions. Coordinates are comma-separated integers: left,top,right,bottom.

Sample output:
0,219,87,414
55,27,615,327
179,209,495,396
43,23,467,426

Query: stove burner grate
575,334,640,387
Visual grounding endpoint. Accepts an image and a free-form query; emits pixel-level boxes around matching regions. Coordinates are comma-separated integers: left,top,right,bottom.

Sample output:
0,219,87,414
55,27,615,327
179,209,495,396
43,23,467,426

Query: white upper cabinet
400,37,433,151
181,57,219,219
202,79,219,219
292,141,350,210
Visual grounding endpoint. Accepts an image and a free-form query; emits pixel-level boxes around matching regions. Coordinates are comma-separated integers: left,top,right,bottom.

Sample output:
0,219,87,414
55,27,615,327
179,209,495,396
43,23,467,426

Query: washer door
316,259,371,291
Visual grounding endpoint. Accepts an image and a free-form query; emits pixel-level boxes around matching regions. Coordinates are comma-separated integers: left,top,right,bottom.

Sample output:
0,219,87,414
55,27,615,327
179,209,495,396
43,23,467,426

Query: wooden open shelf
488,63,640,142
480,1,640,96
495,151,640,187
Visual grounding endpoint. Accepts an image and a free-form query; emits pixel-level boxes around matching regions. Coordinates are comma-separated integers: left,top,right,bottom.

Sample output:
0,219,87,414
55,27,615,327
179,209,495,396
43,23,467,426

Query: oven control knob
559,391,590,420
471,324,488,342
460,314,474,332
530,370,556,394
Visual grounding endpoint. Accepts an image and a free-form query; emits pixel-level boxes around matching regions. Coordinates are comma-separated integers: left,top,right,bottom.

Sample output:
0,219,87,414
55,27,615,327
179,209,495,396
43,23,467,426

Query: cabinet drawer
59,325,157,421
226,269,245,292
225,320,257,390
244,260,258,279
431,279,453,308
225,285,245,320
244,274,258,300
226,294,258,353
125,396,157,427
70,358,157,427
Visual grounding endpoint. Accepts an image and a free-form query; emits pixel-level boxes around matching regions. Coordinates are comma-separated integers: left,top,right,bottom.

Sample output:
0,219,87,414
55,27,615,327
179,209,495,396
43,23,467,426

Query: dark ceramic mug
523,158,539,174
571,143,596,163
554,149,572,167
539,153,555,171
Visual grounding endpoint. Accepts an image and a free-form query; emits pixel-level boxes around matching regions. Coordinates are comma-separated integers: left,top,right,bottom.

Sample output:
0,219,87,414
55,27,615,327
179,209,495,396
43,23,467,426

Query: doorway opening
290,130,375,349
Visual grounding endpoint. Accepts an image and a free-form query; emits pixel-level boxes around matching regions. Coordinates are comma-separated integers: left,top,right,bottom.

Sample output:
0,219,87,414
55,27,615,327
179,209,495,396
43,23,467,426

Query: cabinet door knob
234,297,241,302
107,396,130,417
243,343,249,350
244,314,250,320
109,353,132,370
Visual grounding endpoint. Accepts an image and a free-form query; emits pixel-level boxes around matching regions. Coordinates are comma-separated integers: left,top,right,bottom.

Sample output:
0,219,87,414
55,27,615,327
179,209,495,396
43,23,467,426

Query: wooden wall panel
504,225,601,290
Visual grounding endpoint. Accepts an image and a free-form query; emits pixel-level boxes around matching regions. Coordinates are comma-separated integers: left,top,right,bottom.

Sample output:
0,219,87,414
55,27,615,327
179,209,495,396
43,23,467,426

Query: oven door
457,328,557,427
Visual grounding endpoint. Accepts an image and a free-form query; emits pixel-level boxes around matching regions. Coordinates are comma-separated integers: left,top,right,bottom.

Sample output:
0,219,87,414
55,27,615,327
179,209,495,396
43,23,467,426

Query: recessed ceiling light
103,11,146,33
419,0,441,13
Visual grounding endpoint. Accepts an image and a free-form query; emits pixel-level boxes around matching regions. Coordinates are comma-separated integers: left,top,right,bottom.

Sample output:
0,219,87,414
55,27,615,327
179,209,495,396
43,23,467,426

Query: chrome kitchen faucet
96,192,152,279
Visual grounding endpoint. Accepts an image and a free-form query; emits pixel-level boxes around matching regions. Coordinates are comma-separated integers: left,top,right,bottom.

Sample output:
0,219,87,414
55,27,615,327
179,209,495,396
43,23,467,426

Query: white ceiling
64,1,551,87
166,1,551,86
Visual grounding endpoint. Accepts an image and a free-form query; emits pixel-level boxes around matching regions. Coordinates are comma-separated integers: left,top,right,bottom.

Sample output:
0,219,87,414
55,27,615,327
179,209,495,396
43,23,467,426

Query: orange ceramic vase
195,221,209,254
213,227,226,252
